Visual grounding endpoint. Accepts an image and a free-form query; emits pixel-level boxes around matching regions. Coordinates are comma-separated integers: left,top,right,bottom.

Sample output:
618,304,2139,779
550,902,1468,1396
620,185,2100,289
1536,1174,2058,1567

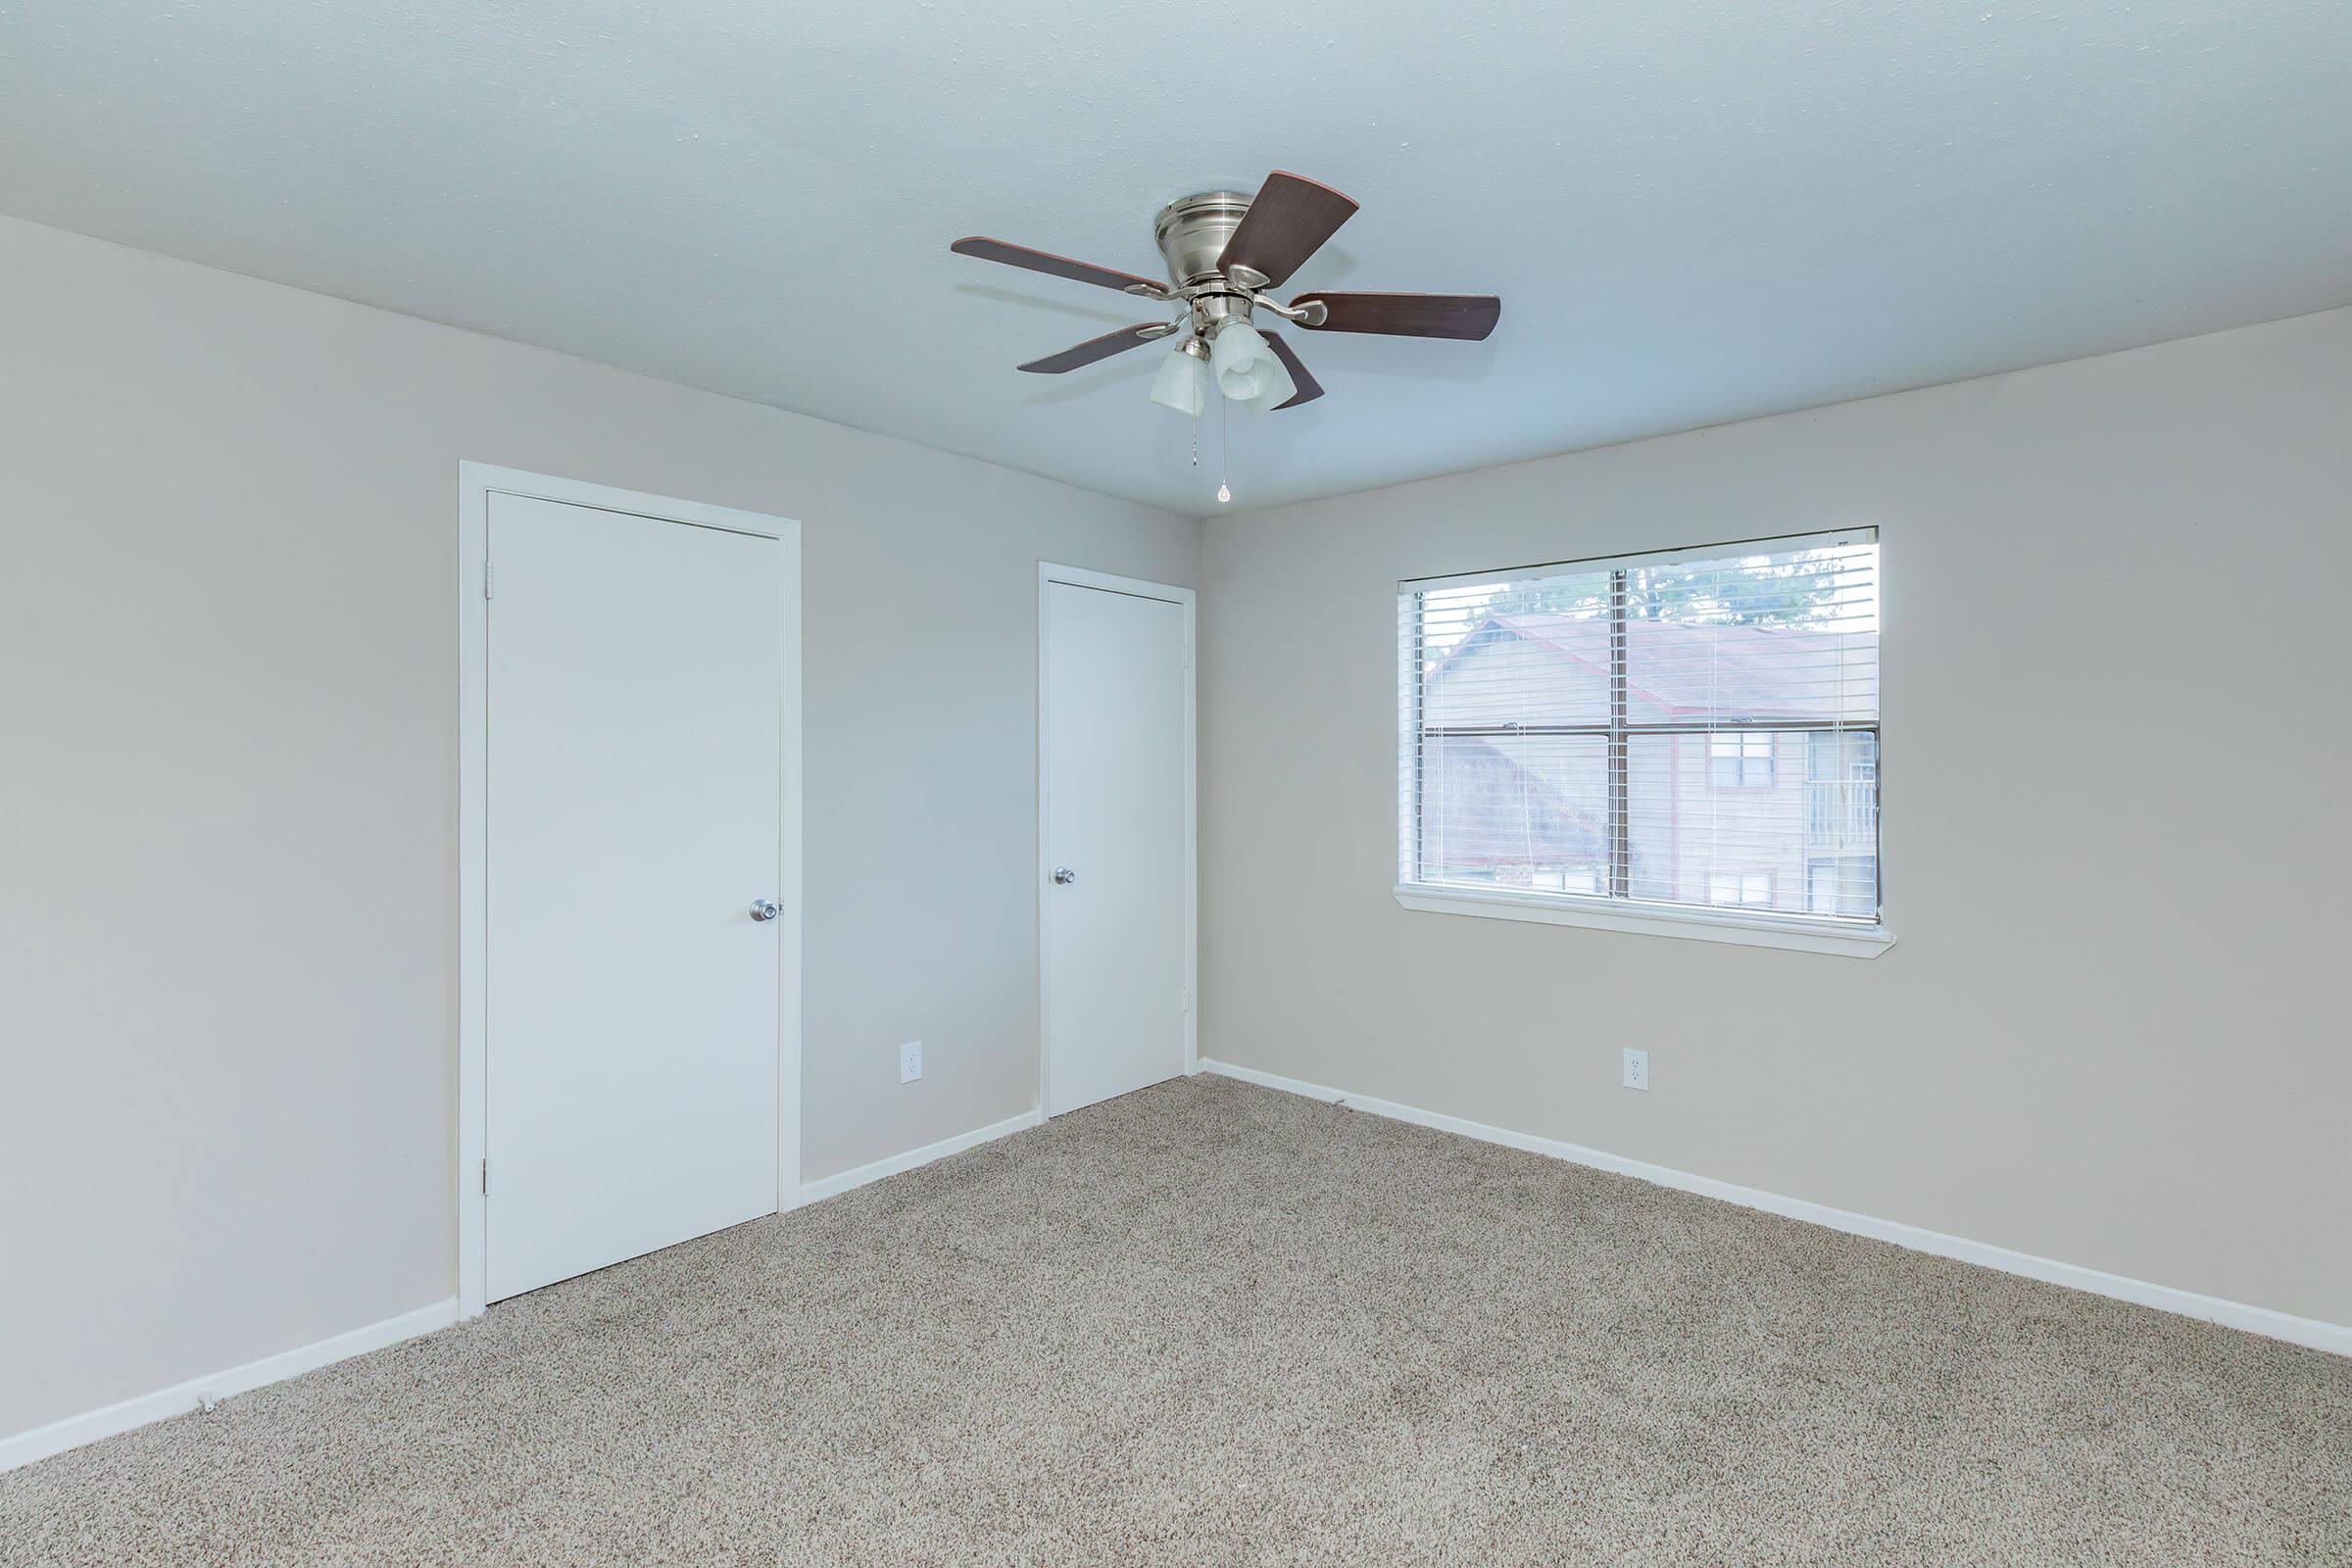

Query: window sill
1393,884,1896,958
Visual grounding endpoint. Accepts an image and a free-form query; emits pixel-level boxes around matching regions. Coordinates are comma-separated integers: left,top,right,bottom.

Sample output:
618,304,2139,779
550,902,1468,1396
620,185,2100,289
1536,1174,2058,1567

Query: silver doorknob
750,899,779,921
1053,866,1077,886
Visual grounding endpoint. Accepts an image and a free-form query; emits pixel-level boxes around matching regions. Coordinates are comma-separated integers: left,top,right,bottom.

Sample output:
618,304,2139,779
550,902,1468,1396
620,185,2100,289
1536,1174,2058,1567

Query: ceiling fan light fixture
1208,319,1296,414
1148,339,1210,416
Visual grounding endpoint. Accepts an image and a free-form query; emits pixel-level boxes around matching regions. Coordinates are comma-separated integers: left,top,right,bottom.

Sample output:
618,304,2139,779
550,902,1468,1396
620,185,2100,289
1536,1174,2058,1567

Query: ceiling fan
952,172,1498,418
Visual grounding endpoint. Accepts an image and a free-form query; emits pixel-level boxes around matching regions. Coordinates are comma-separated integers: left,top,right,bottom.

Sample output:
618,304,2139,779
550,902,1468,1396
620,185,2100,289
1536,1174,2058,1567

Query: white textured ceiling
4,2,2348,514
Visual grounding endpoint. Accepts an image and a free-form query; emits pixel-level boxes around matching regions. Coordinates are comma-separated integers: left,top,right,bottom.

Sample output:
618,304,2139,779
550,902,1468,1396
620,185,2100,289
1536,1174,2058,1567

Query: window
1708,730,1775,788
1708,871,1775,907
1397,530,1883,949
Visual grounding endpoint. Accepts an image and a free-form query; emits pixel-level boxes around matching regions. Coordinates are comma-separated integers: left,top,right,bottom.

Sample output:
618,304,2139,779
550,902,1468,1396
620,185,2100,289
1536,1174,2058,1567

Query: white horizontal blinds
1401,568,1614,894
1400,532,1881,924
1623,538,1880,920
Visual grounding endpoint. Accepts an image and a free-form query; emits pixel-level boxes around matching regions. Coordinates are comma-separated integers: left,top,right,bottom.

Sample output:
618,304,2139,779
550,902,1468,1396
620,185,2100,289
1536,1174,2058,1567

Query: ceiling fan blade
1261,333,1324,410
952,237,1170,296
1218,172,1359,289
1292,292,1500,340
1017,321,1177,374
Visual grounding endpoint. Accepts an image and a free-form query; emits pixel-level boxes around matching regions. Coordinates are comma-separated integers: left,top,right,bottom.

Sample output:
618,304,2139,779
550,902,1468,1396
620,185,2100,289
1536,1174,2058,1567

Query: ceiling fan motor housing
1154,191,1252,286
1155,191,1260,337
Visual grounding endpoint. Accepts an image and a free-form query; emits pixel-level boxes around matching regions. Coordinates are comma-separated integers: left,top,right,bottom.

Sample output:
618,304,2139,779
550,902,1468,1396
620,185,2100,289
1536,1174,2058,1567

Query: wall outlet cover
1622,1048,1649,1091
900,1041,923,1084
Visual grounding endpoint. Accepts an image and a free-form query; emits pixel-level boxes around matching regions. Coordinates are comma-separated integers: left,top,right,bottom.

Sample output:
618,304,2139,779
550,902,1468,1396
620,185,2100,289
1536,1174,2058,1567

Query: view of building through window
1399,533,1880,923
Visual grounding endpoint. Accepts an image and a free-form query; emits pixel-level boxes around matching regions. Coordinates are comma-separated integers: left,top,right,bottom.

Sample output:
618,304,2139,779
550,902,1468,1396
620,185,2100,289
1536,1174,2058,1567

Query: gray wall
0,216,1198,1439
1200,306,2352,1330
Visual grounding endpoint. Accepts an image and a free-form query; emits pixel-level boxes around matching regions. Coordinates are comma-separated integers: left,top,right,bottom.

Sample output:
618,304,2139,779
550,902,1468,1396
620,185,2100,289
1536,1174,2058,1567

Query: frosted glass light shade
1238,351,1296,414
1149,346,1209,416
1209,320,1296,414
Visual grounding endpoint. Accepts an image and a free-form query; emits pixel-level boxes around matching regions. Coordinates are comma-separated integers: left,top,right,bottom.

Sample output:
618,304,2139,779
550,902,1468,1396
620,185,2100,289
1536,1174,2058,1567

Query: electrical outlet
899,1041,923,1084
1622,1048,1649,1092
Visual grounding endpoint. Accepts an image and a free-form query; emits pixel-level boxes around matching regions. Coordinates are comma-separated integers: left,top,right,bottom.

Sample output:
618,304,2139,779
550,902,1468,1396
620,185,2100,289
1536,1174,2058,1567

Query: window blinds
1398,530,1881,924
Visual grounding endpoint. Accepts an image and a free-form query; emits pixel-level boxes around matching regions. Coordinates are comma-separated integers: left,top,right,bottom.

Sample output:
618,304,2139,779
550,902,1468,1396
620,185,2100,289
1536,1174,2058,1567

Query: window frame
1395,529,1893,959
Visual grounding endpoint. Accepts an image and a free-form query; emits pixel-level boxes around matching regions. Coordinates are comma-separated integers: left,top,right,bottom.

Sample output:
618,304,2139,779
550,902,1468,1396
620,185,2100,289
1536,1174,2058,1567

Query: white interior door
1044,577,1190,1116
486,493,782,1301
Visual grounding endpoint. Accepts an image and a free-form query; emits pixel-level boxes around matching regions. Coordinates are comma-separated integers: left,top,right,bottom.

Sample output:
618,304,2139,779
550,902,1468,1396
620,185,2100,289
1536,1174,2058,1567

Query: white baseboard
797,1107,1044,1205
1200,1059,2350,1359
0,1297,459,1474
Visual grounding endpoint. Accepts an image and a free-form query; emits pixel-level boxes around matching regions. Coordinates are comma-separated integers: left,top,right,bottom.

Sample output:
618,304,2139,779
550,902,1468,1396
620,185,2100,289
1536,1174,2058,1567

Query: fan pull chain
1216,394,1231,505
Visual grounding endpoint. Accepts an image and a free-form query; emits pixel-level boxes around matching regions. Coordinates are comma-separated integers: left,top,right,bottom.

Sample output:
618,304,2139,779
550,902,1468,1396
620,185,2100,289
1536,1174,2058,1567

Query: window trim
1399,526,1871,595
1397,527,1888,956
1393,882,1896,958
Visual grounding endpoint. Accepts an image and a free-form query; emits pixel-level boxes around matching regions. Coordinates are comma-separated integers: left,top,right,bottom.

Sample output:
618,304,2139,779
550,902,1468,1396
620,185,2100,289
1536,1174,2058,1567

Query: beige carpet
4,1075,2344,1566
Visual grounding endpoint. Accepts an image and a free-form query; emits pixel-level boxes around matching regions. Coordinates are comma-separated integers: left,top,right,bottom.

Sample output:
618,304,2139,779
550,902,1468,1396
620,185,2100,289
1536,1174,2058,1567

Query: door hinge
483,561,495,599
480,1157,489,1195
1181,988,1191,1012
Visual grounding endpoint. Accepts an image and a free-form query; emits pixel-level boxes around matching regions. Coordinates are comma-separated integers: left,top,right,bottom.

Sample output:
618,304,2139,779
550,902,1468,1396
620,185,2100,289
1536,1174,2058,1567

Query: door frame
1036,563,1199,1118
456,463,803,1318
